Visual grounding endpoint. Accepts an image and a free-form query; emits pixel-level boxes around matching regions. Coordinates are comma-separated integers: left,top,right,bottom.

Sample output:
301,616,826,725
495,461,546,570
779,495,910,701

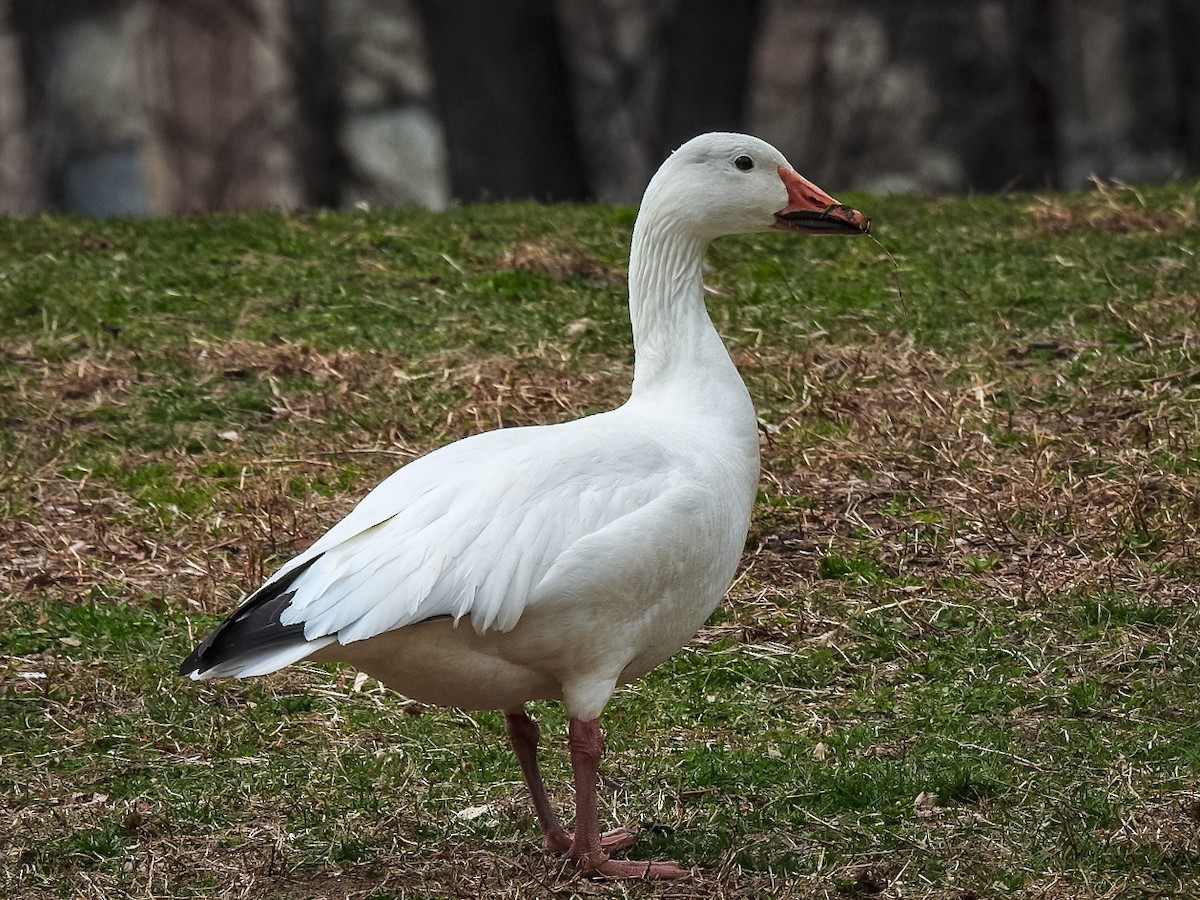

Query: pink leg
566,717,689,880
505,710,636,855
505,710,573,852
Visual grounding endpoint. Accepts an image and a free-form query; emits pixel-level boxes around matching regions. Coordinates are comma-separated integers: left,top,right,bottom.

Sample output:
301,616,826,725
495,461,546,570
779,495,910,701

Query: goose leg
505,710,572,852
505,710,636,855
566,717,689,880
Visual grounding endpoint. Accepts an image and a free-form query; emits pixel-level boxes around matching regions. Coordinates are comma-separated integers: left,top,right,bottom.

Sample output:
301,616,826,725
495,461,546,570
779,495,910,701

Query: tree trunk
284,0,347,208
0,0,39,213
1166,0,1200,169
655,0,761,160
415,0,587,202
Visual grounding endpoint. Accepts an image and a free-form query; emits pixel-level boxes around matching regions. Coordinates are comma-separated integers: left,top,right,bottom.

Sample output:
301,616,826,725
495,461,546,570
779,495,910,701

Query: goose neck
626,217,723,394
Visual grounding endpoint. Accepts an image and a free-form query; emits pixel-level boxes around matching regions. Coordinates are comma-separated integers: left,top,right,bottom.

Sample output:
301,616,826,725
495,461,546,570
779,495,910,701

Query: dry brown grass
1028,179,1199,235
742,336,1196,585
498,239,625,285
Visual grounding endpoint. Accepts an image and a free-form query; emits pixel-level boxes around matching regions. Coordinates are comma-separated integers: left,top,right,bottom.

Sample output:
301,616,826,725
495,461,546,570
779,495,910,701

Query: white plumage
182,132,868,879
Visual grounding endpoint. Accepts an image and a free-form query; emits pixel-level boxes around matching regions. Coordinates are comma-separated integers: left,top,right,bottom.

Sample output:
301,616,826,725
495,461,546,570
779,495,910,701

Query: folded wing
181,417,678,679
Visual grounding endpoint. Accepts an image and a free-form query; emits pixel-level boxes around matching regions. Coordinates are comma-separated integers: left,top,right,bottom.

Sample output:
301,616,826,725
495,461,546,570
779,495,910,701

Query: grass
1,180,1199,899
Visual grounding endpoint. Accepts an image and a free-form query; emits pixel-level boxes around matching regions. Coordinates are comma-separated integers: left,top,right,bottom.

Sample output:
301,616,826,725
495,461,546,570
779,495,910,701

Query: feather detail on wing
184,416,679,679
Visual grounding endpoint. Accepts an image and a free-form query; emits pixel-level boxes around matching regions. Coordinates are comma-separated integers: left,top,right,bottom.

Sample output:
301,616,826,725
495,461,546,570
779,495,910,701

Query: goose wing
181,416,680,679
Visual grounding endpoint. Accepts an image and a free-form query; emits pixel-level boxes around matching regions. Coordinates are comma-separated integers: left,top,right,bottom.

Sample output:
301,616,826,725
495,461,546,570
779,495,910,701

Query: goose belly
313,552,734,713
314,621,563,711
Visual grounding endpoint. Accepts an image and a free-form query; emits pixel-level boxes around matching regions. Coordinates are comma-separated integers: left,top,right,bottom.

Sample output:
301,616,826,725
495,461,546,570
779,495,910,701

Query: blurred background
1,0,1197,216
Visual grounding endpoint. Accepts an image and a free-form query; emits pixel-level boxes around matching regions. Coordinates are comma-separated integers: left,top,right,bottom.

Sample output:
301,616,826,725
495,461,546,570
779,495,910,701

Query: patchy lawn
1,182,1198,899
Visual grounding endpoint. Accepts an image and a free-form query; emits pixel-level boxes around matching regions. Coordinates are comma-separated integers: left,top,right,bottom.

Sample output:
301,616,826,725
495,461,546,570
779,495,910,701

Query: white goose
181,132,868,879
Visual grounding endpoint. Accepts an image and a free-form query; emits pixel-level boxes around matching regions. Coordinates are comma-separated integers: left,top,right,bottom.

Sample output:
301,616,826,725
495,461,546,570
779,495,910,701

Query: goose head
639,132,869,242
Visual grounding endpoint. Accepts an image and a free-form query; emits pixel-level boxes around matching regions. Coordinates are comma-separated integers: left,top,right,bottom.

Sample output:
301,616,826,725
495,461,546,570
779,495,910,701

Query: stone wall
7,1,148,214
749,0,1197,194
325,0,448,210
1,0,1196,214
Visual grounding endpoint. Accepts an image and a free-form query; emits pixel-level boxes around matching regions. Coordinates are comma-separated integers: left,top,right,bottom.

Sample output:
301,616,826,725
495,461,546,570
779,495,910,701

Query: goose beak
773,166,870,235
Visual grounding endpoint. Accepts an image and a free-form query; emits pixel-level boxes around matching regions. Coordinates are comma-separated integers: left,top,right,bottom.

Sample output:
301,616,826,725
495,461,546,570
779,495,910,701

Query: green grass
2,182,1199,898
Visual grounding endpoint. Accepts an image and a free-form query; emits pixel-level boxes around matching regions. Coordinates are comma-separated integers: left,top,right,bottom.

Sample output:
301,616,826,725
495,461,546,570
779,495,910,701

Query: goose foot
582,857,691,880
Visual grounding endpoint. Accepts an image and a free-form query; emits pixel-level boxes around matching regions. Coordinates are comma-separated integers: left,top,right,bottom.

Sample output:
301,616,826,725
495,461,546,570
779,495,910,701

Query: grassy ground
1,181,1198,899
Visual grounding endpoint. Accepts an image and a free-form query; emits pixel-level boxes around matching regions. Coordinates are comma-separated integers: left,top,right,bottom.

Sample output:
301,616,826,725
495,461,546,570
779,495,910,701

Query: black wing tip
178,553,325,679
179,643,212,678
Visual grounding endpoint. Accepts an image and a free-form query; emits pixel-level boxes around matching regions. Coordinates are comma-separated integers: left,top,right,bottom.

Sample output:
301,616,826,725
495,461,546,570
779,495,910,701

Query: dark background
1,0,1197,215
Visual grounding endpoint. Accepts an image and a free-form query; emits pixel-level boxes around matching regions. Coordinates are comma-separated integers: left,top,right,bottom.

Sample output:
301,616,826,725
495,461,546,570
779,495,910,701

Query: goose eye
734,155,754,172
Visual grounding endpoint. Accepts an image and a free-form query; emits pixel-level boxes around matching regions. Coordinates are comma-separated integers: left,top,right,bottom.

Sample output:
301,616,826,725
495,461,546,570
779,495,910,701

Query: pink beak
772,166,869,235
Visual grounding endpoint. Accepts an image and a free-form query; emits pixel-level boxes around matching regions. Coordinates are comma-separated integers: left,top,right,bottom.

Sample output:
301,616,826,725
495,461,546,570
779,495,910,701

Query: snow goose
181,132,869,879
